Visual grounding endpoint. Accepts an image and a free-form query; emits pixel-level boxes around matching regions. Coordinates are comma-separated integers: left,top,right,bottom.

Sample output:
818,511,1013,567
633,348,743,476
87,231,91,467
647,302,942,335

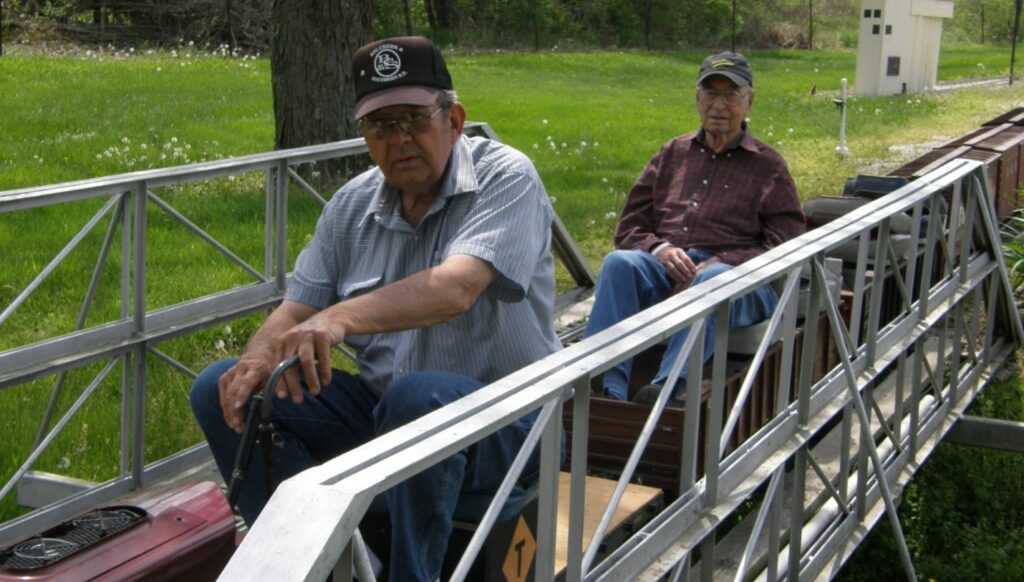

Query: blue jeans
190,360,539,582
583,249,778,400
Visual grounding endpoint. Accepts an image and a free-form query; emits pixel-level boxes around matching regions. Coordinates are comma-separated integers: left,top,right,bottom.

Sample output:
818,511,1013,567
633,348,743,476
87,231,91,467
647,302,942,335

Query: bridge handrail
224,158,1023,580
0,122,593,548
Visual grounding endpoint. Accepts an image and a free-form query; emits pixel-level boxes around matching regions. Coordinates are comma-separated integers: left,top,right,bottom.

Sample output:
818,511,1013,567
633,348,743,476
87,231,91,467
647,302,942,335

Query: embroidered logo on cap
371,43,406,83
709,58,736,69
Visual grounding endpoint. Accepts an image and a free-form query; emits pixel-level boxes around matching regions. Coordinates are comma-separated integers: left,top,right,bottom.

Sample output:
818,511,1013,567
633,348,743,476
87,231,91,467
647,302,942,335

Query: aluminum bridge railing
0,123,593,549
223,158,1022,581
1,126,1020,581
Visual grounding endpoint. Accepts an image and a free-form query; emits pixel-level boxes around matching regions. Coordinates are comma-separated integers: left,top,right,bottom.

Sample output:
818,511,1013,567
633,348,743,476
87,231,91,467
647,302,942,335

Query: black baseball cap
353,36,453,119
696,51,753,88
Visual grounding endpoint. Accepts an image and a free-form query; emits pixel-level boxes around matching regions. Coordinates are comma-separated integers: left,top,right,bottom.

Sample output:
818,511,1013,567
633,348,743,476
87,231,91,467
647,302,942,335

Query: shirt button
702,179,708,185
711,154,717,159
691,201,698,207
683,226,689,232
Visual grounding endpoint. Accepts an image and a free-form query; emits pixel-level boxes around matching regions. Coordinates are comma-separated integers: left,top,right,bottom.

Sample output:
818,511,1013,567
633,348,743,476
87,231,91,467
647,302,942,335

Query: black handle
225,355,301,507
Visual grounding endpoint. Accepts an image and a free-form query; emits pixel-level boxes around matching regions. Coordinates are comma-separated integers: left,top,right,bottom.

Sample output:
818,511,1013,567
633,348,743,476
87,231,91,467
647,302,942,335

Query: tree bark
270,0,370,150
425,0,456,31
226,0,237,49
402,0,413,35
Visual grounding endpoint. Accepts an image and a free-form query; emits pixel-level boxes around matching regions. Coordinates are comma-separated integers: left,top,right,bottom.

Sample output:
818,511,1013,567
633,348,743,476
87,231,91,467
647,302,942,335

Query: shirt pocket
339,275,383,300
339,245,386,299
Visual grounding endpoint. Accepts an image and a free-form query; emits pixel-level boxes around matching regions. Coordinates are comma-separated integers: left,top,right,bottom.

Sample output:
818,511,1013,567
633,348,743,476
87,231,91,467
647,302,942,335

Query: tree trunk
807,0,813,50
271,0,370,149
402,0,413,35
424,0,438,31
226,0,237,49
271,0,371,185
642,0,652,51
425,0,456,31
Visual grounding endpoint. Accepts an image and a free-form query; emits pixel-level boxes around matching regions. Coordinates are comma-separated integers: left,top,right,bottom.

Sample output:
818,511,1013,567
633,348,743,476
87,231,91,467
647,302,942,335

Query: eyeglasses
696,88,748,106
359,106,446,141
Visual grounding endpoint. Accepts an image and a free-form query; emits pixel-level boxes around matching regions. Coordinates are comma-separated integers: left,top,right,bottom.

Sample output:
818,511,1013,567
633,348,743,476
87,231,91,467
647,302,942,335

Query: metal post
836,78,849,157
276,160,288,292
808,0,813,50
121,192,133,477
1011,0,1022,85
731,0,737,52
131,182,148,489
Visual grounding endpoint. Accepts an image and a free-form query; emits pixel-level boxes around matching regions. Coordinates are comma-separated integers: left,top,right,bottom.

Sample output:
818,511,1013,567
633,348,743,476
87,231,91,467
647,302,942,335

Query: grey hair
439,90,458,108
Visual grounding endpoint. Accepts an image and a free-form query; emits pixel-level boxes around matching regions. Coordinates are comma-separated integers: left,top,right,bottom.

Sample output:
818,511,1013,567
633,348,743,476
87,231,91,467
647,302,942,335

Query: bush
1003,207,1024,304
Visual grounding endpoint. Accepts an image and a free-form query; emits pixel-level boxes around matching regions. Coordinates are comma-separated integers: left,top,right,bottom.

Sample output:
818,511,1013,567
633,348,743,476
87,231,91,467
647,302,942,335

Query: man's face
696,76,754,142
361,101,466,197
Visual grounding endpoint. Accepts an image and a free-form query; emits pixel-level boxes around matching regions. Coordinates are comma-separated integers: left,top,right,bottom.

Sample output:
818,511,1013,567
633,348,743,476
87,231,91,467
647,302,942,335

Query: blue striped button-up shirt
285,134,561,396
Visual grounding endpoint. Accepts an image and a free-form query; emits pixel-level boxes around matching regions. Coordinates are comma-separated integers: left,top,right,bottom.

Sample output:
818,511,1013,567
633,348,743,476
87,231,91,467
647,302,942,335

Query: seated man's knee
189,359,236,428
601,249,648,275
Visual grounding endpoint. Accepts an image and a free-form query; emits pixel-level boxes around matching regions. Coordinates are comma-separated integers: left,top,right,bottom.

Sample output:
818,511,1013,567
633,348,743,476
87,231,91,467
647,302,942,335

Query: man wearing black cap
584,51,806,404
190,36,560,580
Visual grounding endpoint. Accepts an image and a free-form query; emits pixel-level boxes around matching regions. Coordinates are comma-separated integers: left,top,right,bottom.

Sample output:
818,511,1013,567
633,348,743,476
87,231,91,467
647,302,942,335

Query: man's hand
218,353,275,434
272,315,343,404
216,301,322,433
654,246,698,288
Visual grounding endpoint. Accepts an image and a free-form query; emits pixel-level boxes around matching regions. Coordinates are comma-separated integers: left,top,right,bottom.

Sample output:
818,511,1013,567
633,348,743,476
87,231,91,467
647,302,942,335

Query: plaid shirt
615,128,805,266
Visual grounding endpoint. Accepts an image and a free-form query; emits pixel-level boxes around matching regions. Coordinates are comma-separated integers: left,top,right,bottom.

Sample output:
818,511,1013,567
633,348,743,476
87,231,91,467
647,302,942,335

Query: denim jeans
583,249,779,400
190,360,539,581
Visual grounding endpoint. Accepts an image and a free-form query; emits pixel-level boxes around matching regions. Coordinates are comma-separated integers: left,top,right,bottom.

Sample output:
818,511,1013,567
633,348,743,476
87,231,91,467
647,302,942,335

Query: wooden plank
554,473,662,574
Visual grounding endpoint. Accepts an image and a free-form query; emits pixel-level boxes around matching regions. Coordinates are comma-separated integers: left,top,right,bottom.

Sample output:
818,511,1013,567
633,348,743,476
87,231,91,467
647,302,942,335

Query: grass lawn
1,43,1023,577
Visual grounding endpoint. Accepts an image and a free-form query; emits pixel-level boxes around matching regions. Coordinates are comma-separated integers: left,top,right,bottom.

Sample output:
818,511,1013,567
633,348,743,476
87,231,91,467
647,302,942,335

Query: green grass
1,45,1023,575
0,49,273,188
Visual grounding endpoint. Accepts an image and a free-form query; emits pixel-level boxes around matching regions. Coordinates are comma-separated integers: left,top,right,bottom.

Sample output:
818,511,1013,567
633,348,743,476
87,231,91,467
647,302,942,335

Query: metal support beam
946,415,1024,453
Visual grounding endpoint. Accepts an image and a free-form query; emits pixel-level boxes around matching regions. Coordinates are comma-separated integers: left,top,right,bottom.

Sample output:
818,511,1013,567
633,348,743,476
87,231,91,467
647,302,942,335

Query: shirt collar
695,123,760,154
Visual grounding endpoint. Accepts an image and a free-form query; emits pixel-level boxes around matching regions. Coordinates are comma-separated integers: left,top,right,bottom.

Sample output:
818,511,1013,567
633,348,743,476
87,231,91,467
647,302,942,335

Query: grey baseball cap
696,51,753,88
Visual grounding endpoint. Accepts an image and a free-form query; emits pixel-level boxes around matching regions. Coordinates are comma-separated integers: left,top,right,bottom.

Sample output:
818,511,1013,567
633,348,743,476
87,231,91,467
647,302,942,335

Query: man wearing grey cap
584,51,806,404
190,35,560,580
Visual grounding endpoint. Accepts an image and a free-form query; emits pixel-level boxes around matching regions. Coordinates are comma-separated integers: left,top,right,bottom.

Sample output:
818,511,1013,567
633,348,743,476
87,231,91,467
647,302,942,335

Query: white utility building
855,0,954,96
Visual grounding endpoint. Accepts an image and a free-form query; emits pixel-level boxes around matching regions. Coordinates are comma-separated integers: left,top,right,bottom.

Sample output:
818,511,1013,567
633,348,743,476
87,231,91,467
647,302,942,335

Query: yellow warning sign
502,515,536,582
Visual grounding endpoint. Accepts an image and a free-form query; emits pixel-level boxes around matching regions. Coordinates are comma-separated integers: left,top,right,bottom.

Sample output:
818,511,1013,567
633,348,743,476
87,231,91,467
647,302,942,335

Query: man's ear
448,102,467,142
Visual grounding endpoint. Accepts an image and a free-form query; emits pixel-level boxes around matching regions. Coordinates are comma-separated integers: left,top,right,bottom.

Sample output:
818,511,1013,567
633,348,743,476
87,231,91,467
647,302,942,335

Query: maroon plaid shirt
615,128,805,266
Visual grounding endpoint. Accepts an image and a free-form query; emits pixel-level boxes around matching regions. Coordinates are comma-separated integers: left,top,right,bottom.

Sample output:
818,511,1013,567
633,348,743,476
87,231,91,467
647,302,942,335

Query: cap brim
354,86,441,119
696,71,751,88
